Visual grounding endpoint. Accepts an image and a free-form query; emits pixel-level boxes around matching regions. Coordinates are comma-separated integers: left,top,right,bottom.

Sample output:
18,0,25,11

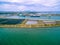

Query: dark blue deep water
0,27,60,45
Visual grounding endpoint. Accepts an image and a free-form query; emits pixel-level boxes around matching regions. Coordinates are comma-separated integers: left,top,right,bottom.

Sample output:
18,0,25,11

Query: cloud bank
0,0,60,11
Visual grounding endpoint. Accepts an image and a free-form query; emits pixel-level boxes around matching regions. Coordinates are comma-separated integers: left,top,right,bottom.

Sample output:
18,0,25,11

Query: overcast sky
0,0,60,11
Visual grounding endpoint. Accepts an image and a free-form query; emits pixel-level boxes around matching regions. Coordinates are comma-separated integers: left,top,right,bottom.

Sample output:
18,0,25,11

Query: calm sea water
0,27,60,45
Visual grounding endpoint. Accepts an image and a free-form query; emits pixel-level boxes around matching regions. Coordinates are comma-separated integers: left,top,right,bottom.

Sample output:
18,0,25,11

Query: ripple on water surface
0,27,60,45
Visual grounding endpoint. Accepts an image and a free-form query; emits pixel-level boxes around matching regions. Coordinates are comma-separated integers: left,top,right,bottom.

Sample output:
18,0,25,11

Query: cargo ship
0,12,60,28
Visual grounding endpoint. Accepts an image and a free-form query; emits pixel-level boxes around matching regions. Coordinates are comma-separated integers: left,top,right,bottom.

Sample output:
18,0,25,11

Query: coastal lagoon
0,27,60,45
0,12,60,45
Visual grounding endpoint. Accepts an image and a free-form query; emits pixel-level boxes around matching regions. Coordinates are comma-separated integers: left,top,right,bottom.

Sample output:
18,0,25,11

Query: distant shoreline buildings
0,11,60,28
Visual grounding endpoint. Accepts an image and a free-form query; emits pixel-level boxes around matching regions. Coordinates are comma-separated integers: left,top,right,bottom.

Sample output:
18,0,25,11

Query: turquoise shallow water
0,27,60,45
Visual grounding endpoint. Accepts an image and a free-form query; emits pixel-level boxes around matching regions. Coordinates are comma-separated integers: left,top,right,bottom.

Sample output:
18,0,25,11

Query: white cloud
0,0,60,11
0,4,27,11
31,0,57,6
0,0,23,2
